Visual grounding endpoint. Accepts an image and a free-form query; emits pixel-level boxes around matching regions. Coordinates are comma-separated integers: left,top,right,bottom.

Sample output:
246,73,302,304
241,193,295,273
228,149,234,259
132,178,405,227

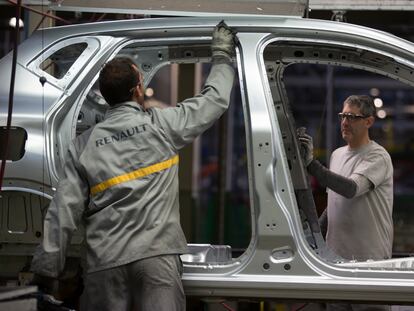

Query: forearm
31,200,72,278
307,159,357,199
155,62,235,149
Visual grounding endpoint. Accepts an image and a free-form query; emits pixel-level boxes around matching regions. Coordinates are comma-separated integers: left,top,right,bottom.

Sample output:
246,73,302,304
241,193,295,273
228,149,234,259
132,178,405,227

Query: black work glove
319,208,328,239
211,20,236,61
297,127,314,167
31,273,58,295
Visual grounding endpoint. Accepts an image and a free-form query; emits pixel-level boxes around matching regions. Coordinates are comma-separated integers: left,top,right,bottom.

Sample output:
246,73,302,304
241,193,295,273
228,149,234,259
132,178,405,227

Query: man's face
340,103,370,145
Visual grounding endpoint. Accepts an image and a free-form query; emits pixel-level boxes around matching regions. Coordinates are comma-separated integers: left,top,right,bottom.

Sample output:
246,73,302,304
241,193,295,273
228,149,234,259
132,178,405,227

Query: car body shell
1,16,414,303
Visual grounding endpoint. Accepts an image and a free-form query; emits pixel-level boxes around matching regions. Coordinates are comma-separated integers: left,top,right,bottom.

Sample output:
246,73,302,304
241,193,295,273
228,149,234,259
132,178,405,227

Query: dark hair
99,57,139,106
344,95,376,117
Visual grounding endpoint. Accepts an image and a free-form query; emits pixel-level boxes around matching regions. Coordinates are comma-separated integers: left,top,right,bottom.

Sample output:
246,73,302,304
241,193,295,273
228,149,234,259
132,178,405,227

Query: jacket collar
105,101,144,118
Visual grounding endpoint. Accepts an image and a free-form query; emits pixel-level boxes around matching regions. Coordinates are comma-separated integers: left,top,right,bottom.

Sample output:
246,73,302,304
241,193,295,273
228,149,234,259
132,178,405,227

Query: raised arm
152,21,236,150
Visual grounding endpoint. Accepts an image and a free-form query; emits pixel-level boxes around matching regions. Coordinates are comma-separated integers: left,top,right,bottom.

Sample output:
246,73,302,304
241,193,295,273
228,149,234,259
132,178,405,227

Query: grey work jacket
31,61,235,277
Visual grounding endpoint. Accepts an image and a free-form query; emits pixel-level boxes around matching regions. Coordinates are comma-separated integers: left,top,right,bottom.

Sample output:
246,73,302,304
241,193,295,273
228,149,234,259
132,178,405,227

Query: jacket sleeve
152,61,235,150
31,143,89,278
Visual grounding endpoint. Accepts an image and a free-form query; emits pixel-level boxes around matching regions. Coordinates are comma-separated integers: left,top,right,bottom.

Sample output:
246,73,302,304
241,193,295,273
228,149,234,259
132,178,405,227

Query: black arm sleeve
307,159,357,199
319,208,328,238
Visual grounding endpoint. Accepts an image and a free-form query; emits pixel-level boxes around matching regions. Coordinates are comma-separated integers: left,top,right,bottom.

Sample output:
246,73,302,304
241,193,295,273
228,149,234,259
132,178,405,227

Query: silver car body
1,16,414,303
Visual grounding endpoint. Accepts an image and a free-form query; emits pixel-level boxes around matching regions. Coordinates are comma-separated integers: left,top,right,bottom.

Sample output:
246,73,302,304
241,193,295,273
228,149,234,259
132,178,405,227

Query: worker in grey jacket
31,21,236,311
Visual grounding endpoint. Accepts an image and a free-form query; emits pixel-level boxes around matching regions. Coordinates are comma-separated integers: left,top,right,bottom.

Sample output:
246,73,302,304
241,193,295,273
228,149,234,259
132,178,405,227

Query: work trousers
80,254,185,311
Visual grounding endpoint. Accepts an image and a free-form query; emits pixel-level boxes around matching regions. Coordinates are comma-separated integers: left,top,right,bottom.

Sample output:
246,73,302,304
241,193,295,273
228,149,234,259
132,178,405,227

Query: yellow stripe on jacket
90,155,179,196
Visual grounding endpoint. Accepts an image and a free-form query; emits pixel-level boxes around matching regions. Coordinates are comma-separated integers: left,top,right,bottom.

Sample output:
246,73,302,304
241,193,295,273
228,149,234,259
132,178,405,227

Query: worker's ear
366,116,375,129
136,84,144,99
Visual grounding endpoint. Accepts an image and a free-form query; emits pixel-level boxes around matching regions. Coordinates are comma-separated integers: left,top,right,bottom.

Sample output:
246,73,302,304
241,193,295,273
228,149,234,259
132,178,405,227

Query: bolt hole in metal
141,63,152,72
184,50,194,57
294,50,304,57
263,262,270,270
284,264,291,271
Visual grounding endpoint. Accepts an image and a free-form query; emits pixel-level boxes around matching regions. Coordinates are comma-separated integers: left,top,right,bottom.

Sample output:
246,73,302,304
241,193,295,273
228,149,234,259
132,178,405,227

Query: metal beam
309,0,414,11
0,0,51,4
2,0,414,12
47,0,308,17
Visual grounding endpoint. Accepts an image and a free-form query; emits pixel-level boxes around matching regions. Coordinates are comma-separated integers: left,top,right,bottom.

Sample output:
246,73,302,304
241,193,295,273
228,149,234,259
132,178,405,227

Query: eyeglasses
338,112,369,122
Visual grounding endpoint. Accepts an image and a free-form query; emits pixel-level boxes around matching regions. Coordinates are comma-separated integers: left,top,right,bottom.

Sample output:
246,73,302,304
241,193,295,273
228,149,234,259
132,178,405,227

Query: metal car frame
1,16,414,304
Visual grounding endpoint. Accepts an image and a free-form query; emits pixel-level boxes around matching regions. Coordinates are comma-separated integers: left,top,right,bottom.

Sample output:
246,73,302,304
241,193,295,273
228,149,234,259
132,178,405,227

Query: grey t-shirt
326,141,393,260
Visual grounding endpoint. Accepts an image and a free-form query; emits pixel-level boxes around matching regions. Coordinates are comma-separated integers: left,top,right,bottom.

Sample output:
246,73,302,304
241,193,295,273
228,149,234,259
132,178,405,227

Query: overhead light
51,0,64,5
9,17,24,29
370,88,380,97
377,109,387,119
145,87,154,97
374,98,383,108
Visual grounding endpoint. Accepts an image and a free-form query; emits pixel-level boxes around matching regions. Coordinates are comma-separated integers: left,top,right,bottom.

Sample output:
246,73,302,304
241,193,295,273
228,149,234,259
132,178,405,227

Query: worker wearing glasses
298,95,393,311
